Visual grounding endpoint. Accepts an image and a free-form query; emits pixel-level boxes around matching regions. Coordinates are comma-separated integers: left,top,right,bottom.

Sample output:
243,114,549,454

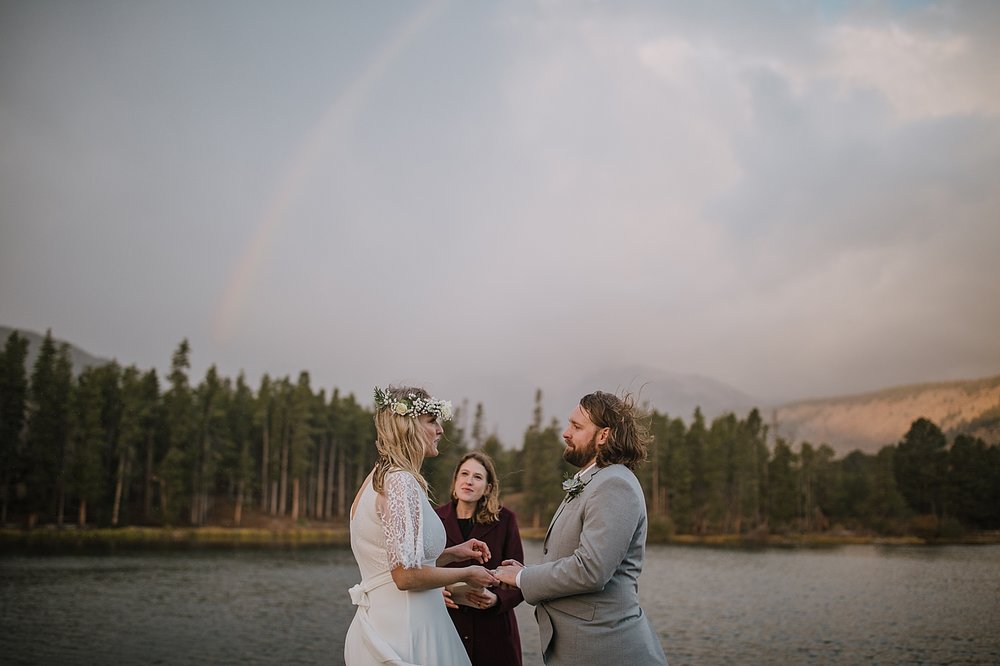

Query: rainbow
212,0,446,343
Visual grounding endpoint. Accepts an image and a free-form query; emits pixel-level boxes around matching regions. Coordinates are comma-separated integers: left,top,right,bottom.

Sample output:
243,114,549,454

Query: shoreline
3,525,998,549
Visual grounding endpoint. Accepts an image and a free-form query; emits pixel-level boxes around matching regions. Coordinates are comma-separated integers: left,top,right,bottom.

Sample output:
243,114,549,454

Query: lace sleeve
377,471,425,570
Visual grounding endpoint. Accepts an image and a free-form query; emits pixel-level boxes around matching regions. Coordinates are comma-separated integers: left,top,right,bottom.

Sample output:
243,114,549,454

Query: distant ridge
566,364,760,422
771,375,1000,455
0,326,111,376
454,364,762,447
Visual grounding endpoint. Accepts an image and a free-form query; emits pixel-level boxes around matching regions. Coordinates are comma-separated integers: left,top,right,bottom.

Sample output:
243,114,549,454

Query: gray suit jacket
519,464,668,665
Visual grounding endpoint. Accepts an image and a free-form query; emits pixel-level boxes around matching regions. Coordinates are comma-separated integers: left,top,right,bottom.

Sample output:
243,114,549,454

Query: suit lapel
543,465,603,549
542,497,569,548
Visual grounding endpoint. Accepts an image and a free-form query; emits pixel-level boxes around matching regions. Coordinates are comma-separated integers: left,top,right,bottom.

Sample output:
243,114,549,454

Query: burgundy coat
435,501,525,666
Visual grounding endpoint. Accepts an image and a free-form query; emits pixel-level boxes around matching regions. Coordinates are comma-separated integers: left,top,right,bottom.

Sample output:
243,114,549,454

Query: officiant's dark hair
580,391,650,471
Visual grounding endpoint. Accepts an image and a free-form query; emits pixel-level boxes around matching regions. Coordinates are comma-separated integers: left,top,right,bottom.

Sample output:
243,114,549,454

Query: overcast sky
2,1,998,438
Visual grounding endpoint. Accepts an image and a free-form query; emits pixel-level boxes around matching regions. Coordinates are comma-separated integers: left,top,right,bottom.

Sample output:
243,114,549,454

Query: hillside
770,375,1000,455
454,364,762,447
0,326,110,376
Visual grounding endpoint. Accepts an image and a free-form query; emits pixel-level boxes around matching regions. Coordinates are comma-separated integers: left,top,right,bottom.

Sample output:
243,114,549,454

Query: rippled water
2,542,998,664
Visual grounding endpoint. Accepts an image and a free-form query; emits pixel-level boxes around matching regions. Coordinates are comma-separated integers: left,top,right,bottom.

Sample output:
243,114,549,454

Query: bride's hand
464,565,499,589
442,585,463,609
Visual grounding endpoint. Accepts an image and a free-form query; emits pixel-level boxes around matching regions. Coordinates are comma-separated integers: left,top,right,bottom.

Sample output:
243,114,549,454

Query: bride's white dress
344,470,472,666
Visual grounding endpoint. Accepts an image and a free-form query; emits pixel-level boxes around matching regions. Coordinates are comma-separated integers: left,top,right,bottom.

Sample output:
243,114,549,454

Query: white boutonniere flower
561,474,588,503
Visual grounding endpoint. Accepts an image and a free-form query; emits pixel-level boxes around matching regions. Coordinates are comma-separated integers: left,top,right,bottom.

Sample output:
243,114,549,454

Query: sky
2,0,999,442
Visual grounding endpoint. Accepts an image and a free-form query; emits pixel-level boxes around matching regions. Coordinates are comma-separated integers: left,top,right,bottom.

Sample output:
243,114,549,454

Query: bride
345,386,499,665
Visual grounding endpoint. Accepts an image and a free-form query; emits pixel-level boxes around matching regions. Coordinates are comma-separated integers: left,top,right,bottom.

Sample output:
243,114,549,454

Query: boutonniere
561,473,589,503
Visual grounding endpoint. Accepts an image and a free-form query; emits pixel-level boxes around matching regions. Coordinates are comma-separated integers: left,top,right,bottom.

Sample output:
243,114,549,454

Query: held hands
465,565,500,589
493,559,524,589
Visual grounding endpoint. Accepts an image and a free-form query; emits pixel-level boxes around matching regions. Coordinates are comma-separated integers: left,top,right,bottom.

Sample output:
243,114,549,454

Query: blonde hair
372,386,432,494
450,451,501,524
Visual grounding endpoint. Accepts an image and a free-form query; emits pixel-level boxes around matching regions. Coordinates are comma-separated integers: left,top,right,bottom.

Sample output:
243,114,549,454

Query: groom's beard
563,432,599,468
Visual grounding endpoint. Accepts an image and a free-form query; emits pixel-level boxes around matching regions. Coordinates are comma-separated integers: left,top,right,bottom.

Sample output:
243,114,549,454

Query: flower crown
374,386,454,421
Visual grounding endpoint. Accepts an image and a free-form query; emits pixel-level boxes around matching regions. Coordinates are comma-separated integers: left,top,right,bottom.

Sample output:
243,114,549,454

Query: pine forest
1,330,998,540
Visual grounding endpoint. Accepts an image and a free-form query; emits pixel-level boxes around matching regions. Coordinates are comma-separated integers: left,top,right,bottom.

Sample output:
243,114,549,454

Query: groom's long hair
580,391,651,471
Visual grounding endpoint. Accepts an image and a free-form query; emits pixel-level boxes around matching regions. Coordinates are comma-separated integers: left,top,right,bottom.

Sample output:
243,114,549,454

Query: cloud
1,0,998,436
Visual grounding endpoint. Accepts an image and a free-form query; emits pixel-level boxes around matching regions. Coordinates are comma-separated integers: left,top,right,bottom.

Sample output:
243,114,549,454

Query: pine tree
23,333,72,526
767,438,798,529
0,331,29,523
225,372,255,526
894,418,948,516
190,365,229,525
160,340,194,524
69,364,115,526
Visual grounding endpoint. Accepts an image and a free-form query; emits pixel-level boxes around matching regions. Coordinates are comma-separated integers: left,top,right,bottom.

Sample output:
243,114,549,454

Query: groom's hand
493,560,524,589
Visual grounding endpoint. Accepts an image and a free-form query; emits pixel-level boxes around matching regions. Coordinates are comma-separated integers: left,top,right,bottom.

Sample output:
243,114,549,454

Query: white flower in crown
373,386,453,421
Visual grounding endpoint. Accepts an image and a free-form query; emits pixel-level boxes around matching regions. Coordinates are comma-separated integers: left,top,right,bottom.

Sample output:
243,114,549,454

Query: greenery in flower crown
373,386,454,421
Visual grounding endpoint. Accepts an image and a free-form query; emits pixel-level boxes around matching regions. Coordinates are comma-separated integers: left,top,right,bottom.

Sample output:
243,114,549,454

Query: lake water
2,541,998,665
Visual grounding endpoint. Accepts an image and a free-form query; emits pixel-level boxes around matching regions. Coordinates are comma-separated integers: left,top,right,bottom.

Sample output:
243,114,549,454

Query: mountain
566,364,761,422
460,367,1000,457
452,364,762,448
770,375,1000,455
0,326,111,376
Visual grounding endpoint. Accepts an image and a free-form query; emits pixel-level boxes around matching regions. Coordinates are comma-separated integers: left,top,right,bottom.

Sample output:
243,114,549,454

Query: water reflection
2,543,998,665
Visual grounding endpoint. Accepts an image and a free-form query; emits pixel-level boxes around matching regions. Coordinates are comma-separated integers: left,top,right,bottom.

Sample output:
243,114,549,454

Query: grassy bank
0,525,351,547
3,525,997,549
518,526,999,546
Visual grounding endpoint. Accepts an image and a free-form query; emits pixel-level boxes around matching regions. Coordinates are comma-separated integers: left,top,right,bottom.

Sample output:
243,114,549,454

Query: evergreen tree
811,444,837,530
224,372,255,525
866,445,909,533
23,333,72,525
0,331,29,523
68,364,117,526
767,438,798,529
836,450,874,526
190,365,229,525
947,434,997,529
115,366,148,526
286,371,316,520
137,369,162,523
471,403,485,450
742,409,769,530
160,340,195,523
894,418,948,516
685,408,709,534
519,390,569,530
255,374,275,512
661,415,690,531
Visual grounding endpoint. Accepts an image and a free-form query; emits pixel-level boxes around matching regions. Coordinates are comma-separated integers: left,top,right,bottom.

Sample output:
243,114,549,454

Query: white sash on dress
348,571,418,666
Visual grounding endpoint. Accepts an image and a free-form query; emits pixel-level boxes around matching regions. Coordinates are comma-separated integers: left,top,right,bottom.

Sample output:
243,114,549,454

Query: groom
495,391,667,665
